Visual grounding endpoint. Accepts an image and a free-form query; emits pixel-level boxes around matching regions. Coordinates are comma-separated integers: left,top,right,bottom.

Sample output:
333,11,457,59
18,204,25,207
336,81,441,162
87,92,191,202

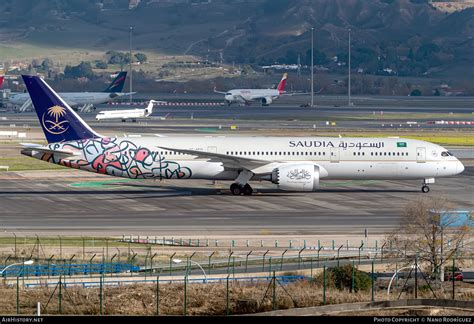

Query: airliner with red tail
214,73,288,106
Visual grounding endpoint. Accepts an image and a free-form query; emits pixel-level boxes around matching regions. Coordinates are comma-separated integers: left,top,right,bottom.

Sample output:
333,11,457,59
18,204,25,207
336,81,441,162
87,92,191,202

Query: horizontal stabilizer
20,143,81,157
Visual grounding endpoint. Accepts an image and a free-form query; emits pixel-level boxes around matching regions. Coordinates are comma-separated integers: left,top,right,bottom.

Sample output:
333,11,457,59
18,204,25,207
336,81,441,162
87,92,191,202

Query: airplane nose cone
457,160,465,174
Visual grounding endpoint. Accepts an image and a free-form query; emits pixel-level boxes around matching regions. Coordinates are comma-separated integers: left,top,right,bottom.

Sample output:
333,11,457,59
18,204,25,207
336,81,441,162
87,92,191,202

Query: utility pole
311,27,314,107
348,28,352,107
297,54,301,80
129,25,134,104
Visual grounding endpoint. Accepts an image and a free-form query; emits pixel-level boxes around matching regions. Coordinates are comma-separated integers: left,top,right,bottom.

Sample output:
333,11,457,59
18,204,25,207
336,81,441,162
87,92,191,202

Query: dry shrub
0,279,471,315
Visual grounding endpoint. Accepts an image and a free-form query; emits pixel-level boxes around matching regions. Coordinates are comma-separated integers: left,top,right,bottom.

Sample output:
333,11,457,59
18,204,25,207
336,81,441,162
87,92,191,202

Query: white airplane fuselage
225,89,281,105
22,136,464,188
9,92,125,107
96,109,149,121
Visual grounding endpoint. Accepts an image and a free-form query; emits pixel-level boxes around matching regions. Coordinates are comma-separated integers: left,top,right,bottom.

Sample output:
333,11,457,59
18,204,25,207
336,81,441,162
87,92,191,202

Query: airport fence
0,234,471,280
0,258,470,316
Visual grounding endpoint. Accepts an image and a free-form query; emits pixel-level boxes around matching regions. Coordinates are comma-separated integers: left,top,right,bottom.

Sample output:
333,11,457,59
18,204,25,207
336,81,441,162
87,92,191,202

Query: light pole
1,260,34,277
387,264,416,296
129,25,134,105
173,258,207,283
311,27,314,107
348,28,352,107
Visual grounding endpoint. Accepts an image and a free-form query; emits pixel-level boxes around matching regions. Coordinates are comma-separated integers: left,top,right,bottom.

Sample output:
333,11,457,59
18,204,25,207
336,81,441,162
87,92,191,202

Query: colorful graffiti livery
43,138,192,180
20,75,465,196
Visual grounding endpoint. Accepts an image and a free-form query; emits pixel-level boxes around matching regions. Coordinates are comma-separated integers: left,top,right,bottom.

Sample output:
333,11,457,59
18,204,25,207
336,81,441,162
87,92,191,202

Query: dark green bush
315,264,371,292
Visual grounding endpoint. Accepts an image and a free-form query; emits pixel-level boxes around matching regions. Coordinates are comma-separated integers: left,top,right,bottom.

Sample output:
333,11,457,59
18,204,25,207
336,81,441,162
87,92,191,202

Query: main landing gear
230,183,253,195
421,185,430,193
230,170,254,195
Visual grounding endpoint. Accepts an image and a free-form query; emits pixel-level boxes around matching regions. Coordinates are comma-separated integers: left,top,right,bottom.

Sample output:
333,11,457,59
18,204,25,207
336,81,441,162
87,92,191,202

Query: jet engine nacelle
261,97,272,106
271,164,322,191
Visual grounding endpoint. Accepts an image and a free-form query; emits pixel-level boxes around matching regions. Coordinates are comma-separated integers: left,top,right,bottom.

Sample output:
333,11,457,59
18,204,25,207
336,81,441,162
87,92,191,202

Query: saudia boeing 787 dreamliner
21,75,464,195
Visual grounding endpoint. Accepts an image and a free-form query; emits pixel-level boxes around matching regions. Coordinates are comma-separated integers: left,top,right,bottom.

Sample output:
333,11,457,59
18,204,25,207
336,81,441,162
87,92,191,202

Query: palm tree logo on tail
42,105,70,134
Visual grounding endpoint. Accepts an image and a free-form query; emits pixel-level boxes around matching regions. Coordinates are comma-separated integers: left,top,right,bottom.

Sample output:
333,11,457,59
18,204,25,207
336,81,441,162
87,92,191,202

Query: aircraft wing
158,146,273,172
110,92,137,99
281,88,323,96
20,143,81,157
213,87,227,95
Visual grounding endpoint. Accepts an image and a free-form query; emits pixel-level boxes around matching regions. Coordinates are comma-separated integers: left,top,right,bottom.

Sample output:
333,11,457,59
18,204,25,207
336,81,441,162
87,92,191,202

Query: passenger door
330,148,340,163
416,147,426,163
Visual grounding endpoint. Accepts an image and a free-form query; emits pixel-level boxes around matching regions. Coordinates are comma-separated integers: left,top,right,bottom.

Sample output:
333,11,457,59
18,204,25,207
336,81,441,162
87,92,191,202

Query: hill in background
0,0,473,91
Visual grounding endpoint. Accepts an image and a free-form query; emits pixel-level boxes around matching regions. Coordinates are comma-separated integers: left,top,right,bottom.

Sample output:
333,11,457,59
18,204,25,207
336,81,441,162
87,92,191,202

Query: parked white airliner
9,72,130,111
96,100,161,122
214,73,288,106
21,75,464,195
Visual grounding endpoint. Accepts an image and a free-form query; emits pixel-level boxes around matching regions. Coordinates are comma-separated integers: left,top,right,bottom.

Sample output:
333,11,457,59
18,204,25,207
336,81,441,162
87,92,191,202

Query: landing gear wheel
230,183,242,195
242,184,253,196
421,185,430,193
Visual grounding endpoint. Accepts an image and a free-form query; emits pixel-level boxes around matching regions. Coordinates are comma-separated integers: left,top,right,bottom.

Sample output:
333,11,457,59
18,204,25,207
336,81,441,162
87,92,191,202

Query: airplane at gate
9,72,131,111
21,75,464,195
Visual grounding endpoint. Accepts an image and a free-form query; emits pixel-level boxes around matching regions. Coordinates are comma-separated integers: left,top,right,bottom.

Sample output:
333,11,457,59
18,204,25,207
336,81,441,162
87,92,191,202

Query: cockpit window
441,151,452,157
226,93,232,96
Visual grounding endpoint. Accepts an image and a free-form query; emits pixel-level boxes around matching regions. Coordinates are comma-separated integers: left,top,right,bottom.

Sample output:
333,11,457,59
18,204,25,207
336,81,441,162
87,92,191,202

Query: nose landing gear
421,178,435,193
